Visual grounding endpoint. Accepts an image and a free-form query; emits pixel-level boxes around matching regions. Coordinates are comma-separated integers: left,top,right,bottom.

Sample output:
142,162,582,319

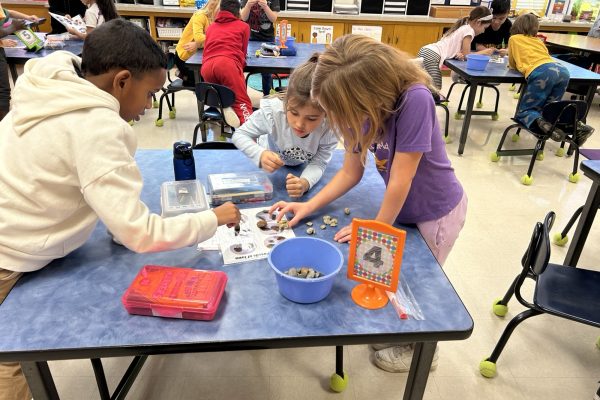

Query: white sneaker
370,343,403,351
374,344,439,373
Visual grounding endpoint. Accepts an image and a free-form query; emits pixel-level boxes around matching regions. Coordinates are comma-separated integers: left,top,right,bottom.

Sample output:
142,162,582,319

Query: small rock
330,222,337,227
320,224,327,230
306,227,315,235
344,208,351,215
257,220,267,229
306,221,313,226
286,267,298,277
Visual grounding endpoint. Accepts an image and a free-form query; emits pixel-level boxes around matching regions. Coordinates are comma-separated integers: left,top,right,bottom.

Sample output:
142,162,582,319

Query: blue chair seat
535,263,600,326
203,108,223,120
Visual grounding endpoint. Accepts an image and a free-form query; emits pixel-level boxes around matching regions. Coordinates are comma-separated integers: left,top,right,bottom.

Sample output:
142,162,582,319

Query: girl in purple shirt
270,34,468,373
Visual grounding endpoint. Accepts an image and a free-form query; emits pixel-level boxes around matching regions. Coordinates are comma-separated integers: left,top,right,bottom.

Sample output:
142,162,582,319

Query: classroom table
3,36,84,84
444,58,600,155
543,32,600,55
564,160,600,267
0,149,473,400
186,41,326,84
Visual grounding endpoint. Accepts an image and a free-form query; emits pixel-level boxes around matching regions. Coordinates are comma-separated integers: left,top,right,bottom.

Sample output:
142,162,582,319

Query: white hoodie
0,51,217,272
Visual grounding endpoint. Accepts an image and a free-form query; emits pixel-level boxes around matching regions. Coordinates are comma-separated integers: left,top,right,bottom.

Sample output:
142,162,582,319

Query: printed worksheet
197,207,295,265
49,12,86,34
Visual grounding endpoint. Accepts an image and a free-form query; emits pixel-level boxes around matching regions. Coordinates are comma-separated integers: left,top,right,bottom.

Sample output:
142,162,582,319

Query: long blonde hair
200,0,220,23
311,34,435,164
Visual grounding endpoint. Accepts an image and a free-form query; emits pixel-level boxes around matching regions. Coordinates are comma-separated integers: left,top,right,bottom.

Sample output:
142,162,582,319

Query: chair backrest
521,212,555,276
195,82,236,109
193,141,238,150
541,101,587,129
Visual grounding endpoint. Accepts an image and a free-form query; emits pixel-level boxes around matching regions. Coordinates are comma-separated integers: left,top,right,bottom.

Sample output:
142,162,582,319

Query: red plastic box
122,265,227,320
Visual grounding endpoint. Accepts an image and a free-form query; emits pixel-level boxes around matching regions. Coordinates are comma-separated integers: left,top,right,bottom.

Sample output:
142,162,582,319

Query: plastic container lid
160,180,209,217
207,172,273,205
122,265,227,320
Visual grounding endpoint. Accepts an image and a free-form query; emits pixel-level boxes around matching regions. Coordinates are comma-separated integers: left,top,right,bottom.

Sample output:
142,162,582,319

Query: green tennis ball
479,359,497,378
330,372,348,392
552,233,568,247
595,336,600,350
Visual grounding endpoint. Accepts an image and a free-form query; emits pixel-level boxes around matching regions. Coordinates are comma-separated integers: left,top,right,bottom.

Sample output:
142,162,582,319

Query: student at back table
0,19,240,400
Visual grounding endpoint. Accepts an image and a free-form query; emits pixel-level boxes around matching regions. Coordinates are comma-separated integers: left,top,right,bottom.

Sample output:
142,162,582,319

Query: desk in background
0,149,473,400
3,38,84,84
543,32,600,56
564,160,600,267
443,58,600,155
186,42,326,84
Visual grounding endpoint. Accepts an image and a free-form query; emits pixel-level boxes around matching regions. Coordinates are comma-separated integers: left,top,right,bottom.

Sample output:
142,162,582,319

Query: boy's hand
260,150,284,172
286,173,309,198
212,202,241,227
257,0,269,9
480,48,495,55
182,42,197,52
333,224,352,243
497,48,508,57
269,201,311,227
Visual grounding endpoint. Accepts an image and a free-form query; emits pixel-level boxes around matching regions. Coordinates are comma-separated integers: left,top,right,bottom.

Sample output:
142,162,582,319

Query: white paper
351,25,383,42
197,207,296,265
49,12,86,34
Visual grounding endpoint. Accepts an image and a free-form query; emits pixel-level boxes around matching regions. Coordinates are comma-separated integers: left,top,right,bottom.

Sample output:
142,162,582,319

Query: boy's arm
258,0,278,23
299,132,338,189
0,19,25,37
242,24,250,62
6,9,38,21
231,109,272,167
191,13,208,47
240,0,253,21
507,38,516,69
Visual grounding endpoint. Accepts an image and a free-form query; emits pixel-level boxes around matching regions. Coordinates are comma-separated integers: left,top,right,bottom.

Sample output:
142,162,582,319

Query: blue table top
3,37,84,64
186,41,326,74
445,58,600,84
0,150,472,363
582,160,600,181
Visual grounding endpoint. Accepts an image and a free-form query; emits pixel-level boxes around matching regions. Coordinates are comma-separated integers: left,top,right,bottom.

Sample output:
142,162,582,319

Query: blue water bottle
173,141,196,181
195,0,205,9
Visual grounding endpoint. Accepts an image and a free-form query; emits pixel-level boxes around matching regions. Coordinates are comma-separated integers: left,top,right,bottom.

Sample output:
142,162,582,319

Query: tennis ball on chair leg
330,372,348,392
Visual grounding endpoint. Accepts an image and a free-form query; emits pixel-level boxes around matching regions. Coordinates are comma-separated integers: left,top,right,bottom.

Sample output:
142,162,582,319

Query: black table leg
9,63,18,85
458,83,479,155
21,361,60,400
403,341,437,400
583,85,597,121
564,181,600,267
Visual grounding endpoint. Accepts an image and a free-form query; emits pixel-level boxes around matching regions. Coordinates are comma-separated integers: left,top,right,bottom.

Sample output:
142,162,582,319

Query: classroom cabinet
392,23,445,56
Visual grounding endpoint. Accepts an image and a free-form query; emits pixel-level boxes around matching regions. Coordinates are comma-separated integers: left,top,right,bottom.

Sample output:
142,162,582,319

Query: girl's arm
231,109,272,168
507,39,516,69
191,13,208,48
333,151,421,243
299,132,338,189
271,150,364,227
6,10,38,21
459,36,494,58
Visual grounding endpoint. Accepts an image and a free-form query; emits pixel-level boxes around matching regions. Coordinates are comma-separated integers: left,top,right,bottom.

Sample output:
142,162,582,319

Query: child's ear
113,70,132,92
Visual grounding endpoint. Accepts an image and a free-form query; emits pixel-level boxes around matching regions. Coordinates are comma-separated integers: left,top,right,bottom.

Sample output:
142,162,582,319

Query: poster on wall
310,25,334,44
351,25,383,41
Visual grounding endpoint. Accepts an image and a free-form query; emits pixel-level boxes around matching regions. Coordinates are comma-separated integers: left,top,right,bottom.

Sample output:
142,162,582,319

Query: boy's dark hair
81,19,167,76
97,0,120,22
491,0,510,15
220,0,241,18
511,13,539,36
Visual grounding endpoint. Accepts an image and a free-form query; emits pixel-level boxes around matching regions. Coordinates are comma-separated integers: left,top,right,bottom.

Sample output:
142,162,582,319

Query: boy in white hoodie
0,19,240,400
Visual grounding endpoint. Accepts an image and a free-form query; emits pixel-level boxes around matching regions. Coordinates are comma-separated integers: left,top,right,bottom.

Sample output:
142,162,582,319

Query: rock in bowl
268,237,343,303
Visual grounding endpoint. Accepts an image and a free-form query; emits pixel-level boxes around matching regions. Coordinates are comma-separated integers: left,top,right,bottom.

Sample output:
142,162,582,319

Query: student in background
241,0,279,96
0,20,241,400
202,0,252,127
417,6,493,89
508,13,594,145
0,5,38,121
270,35,467,372
472,0,511,56
232,55,338,198
48,0,87,34
67,0,119,39
174,0,220,85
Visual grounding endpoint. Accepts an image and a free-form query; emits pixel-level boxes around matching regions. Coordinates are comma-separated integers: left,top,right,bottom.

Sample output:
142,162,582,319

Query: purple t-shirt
371,84,463,224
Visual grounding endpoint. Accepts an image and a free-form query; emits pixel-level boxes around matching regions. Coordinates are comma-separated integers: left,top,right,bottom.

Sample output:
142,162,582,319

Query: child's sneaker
535,118,566,142
373,344,439,373
370,343,403,351
575,121,594,146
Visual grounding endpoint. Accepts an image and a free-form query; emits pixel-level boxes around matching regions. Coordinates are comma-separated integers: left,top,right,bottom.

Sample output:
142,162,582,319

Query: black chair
192,82,237,147
490,100,587,185
447,80,500,121
155,52,195,127
193,141,238,150
479,211,600,378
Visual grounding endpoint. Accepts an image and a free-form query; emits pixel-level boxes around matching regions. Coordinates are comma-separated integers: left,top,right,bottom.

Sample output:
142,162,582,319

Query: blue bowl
466,54,490,71
268,237,343,303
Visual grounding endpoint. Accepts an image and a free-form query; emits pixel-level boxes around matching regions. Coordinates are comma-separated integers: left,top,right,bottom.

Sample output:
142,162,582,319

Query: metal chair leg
486,309,542,363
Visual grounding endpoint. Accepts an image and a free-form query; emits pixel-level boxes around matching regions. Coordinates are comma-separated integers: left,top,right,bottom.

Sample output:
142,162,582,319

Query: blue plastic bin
466,54,490,71
268,237,343,304
276,36,296,49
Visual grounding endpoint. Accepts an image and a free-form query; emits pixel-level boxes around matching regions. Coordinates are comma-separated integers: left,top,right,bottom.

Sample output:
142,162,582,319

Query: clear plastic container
160,179,209,217
207,172,273,205
122,265,227,321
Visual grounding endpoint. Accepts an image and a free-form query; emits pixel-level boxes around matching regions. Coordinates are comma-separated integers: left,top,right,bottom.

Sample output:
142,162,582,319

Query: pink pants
416,192,468,266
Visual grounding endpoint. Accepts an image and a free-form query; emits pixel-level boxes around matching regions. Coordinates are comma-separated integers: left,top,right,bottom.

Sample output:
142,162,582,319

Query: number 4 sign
347,219,406,309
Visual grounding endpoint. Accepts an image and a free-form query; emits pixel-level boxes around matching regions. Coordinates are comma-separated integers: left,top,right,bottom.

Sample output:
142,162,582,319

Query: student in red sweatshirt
201,0,253,125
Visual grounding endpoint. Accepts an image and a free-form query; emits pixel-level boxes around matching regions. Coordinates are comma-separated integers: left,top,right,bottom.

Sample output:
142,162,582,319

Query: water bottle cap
173,141,193,159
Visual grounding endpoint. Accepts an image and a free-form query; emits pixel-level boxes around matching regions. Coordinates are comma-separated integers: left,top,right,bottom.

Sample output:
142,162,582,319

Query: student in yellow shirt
174,0,220,85
508,13,593,145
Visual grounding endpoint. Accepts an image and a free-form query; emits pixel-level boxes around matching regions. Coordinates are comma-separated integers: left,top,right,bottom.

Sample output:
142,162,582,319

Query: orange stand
351,283,388,309
279,19,288,49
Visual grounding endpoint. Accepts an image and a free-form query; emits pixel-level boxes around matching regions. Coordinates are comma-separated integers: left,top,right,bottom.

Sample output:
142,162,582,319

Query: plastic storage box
207,172,273,205
160,180,209,217
122,265,227,320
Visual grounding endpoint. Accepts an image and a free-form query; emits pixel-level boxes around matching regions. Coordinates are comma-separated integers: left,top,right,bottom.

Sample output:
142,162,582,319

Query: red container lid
122,265,227,320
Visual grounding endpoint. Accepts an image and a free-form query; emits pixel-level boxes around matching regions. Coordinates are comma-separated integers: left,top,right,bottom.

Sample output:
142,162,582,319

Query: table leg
564,181,600,267
21,361,60,400
583,85,597,121
9,63,18,85
403,341,437,400
457,83,479,155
